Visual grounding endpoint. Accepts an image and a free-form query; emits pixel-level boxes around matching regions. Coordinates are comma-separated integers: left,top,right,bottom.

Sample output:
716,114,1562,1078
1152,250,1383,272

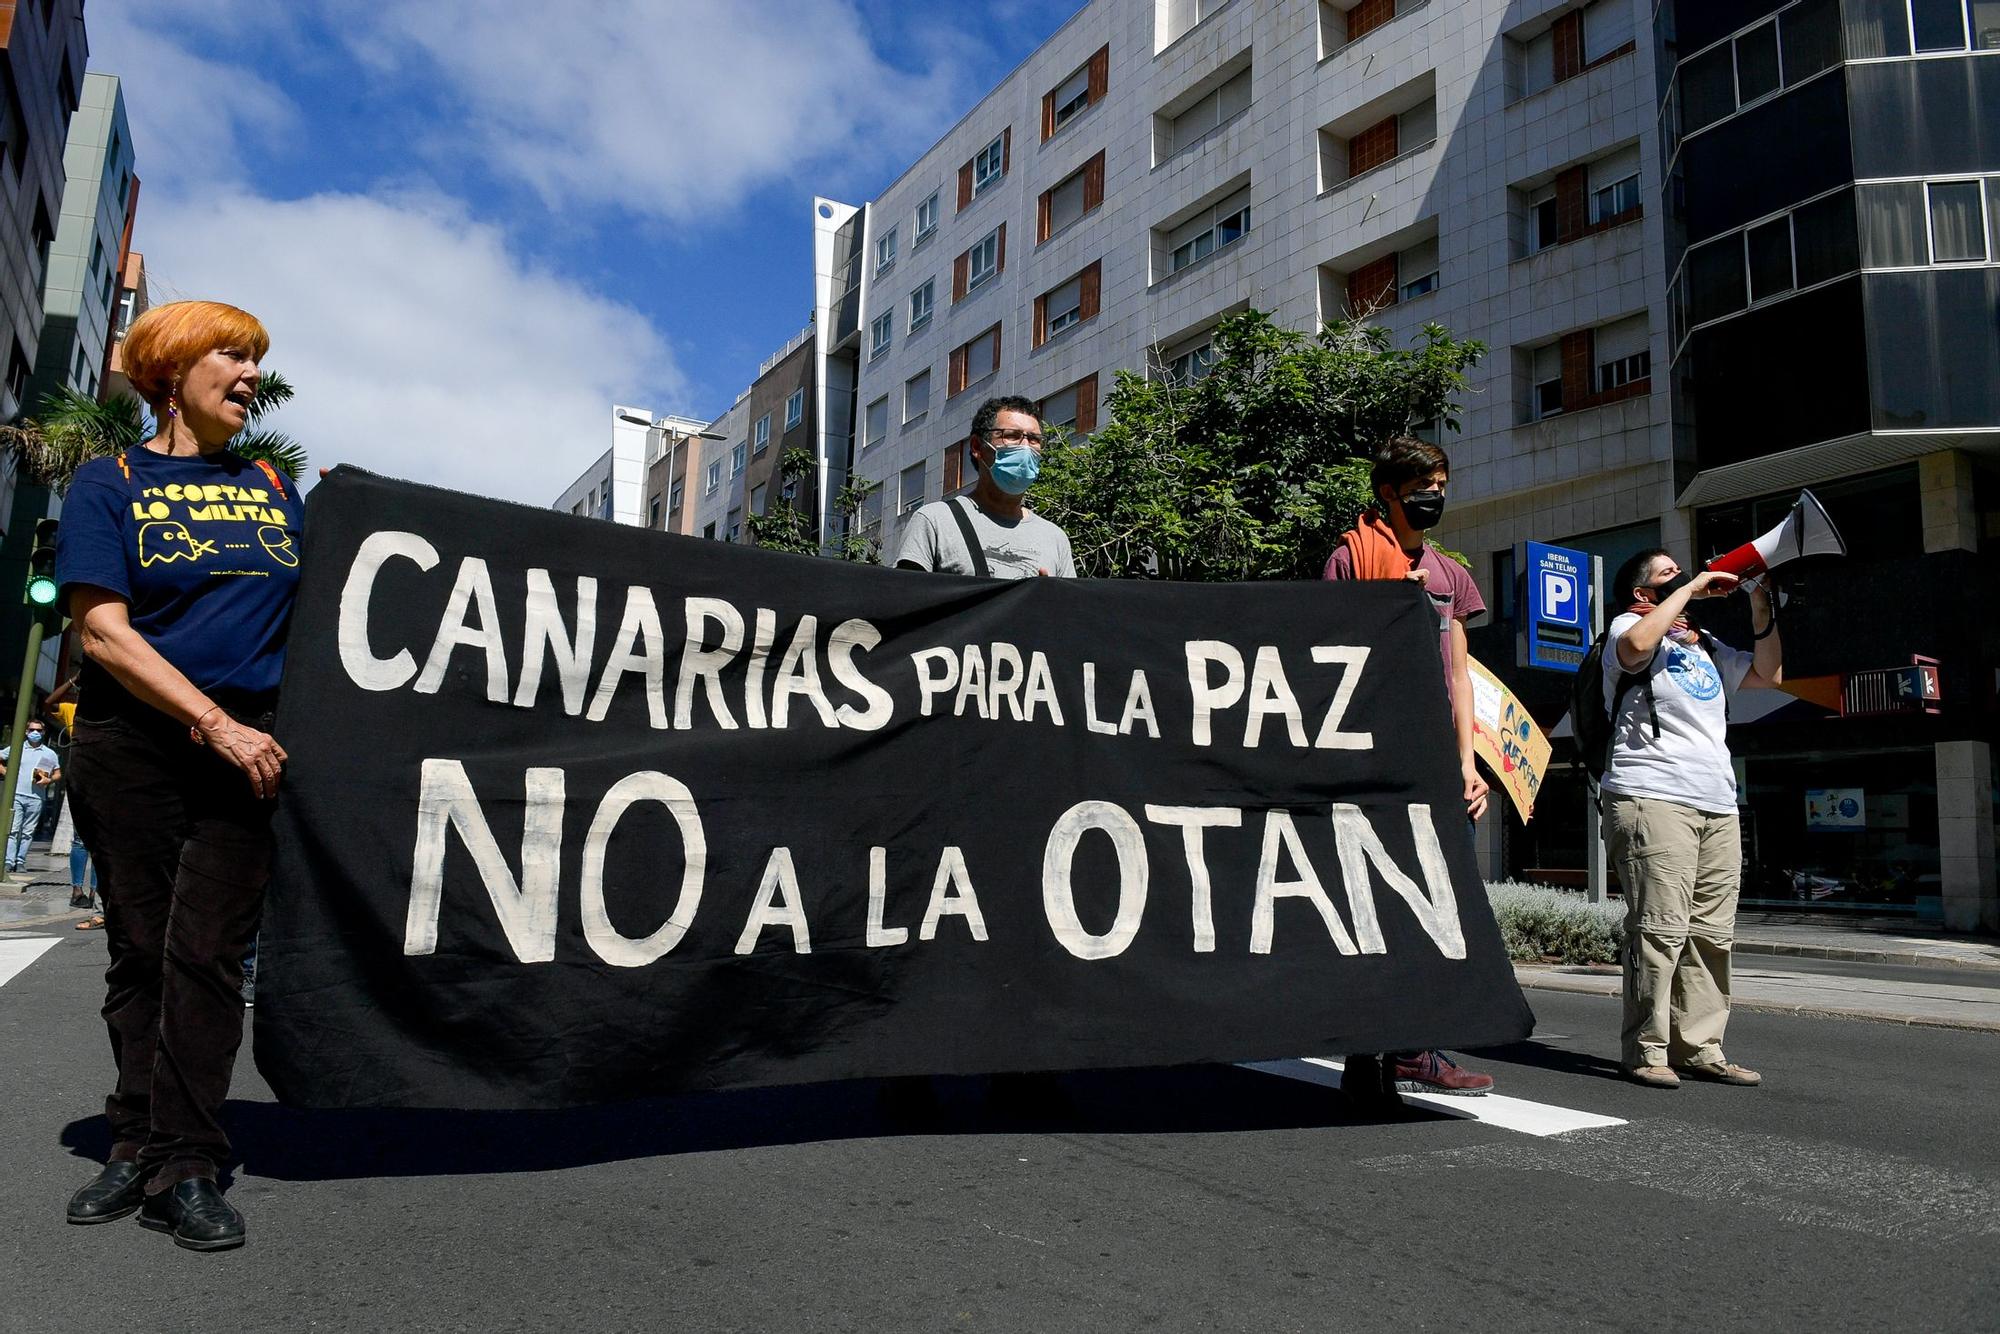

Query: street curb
1735,940,2000,973
1514,970,2000,1036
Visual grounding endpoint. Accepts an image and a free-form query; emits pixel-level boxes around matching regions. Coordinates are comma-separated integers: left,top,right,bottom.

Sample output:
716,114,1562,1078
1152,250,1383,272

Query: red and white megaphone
1707,488,1846,581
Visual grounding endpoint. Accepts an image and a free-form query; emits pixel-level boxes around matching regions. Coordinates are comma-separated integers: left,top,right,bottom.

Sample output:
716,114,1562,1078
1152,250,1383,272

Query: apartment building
554,405,654,525
804,0,2000,928
837,0,1668,562
1646,0,2000,933
740,324,816,540
0,0,90,517
639,412,717,536
1,50,117,703
102,247,149,404
23,71,131,411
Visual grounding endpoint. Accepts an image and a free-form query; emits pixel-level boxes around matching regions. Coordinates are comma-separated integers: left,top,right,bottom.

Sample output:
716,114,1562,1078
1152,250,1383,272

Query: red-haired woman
56,300,298,1251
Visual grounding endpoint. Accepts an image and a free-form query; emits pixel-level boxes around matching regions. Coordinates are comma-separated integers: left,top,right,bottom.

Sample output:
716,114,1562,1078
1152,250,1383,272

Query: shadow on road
1464,1038,1628,1083
58,1062,1444,1181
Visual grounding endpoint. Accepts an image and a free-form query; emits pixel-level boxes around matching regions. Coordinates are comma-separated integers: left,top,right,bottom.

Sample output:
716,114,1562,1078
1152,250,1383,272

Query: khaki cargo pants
1604,794,1741,1070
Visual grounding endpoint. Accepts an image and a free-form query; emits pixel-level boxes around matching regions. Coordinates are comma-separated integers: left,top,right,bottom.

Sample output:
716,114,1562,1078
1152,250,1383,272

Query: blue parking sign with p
1540,569,1580,626
1524,541,1590,672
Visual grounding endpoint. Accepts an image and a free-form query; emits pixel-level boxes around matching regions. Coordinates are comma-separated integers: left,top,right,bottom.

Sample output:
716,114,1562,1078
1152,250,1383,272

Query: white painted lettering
1250,811,1358,955
1042,800,1148,960
339,530,440,691
405,760,563,963
579,772,706,966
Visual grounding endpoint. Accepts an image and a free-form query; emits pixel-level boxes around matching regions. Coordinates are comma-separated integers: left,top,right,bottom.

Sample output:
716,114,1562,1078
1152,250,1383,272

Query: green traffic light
24,575,57,607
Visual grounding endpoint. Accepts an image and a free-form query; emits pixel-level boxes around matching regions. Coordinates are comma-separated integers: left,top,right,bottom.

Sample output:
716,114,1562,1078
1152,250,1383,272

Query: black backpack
1568,626,1725,782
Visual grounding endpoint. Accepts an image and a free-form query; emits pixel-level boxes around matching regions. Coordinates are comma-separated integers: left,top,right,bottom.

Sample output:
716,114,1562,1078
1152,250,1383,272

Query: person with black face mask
1324,436,1496,1101
1602,548,1781,1090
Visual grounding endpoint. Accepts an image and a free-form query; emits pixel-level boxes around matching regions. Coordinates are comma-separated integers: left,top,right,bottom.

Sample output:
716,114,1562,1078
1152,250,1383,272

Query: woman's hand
200,716,289,799
1687,570,1739,598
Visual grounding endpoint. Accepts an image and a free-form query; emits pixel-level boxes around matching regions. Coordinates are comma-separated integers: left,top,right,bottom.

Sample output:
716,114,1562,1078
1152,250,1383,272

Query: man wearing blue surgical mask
1,718,62,874
895,396,1077,579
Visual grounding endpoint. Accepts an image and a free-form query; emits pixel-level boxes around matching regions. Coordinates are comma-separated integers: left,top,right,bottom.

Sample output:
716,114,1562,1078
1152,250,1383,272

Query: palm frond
230,429,308,482
0,388,149,494
248,372,294,424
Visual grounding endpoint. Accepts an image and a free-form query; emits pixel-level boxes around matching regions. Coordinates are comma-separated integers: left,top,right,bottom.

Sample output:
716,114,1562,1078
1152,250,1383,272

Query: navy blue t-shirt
56,448,302,697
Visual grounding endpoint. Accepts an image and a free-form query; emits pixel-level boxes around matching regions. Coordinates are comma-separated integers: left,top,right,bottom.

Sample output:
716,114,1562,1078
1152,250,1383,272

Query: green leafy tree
1,371,307,495
747,446,882,563
1031,310,1484,580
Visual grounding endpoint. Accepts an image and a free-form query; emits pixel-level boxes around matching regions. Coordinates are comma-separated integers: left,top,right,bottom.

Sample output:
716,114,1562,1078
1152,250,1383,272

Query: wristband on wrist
189,705,226,747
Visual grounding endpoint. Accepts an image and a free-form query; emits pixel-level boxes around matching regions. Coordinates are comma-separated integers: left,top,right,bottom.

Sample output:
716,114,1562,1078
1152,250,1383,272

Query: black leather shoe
66,1161,147,1224
137,1179,244,1251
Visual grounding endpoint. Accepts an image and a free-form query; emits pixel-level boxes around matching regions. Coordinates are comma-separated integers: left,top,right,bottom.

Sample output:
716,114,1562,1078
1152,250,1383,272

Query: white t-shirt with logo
1599,612,1753,816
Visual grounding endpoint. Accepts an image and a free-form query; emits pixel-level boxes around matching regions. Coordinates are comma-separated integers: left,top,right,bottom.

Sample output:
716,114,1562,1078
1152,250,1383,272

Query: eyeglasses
984,428,1045,446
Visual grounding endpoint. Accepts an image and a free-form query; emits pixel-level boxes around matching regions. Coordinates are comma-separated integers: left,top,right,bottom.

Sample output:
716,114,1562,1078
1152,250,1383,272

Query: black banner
254,469,1533,1109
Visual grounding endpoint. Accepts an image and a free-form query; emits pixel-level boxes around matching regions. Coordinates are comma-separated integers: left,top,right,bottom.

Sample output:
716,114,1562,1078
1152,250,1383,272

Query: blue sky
91,0,1083,502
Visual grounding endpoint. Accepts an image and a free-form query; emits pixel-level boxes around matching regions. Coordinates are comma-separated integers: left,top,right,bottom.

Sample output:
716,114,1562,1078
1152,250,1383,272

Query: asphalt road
4,928,1996,1333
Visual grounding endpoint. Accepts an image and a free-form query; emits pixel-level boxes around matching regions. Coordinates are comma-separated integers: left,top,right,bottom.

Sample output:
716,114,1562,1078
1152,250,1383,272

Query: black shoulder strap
946,497,991,578
1607,628,1662,741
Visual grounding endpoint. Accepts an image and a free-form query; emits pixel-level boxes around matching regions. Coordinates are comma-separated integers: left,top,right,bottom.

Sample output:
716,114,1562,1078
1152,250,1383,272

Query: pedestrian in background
1603,548,1780,1089
895,396,1076,579
1325,436,1496,1101
1,717,62,872
56,300,300,1252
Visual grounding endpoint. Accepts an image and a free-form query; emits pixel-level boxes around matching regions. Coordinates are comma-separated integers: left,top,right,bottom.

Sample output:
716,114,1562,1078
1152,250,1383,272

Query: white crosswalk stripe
0,935,63,989
1239,1057,1627,1137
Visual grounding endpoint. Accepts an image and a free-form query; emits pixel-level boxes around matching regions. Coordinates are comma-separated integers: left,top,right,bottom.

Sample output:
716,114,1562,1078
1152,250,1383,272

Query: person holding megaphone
1600,543,1783,1092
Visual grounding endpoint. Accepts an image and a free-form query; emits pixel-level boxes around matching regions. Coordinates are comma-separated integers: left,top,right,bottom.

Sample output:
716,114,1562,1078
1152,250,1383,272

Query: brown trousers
1605,793,1741,1070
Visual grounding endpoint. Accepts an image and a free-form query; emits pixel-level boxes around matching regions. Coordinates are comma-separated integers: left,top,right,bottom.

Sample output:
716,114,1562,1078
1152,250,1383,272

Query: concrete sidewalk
0,847,94,930
1735,915,2000,973
1516,961,2000,1034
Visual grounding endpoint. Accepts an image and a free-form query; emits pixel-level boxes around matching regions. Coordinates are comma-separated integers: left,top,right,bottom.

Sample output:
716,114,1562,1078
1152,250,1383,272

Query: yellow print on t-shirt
137,520,219,567
128,483,293,571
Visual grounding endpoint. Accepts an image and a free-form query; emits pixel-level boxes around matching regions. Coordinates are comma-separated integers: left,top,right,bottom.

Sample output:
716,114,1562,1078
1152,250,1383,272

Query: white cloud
85,4,301,187
141,190,685,504
88,4,688,504
81,0,998,502
335,0,963,222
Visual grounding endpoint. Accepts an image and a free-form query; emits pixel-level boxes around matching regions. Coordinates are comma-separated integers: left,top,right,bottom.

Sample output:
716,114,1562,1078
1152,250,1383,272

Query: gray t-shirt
896,497,1077,579
1600,612,1753,816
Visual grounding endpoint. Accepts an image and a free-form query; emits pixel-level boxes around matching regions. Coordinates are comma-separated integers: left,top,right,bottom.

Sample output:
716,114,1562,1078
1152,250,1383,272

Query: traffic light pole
1,609,50,886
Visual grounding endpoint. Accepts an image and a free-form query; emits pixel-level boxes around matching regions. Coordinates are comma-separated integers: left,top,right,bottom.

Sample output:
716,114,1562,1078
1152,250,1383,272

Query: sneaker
1674,1060,1760,1086
1391,1050,1494,1096
1628,1064,1681,1089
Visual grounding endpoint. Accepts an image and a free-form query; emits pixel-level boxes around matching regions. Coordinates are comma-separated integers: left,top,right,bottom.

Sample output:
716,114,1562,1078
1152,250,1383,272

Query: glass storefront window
1738,750,1938,915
